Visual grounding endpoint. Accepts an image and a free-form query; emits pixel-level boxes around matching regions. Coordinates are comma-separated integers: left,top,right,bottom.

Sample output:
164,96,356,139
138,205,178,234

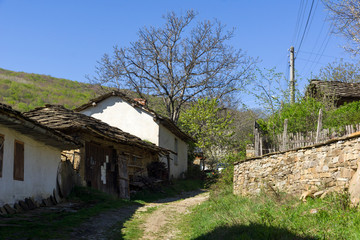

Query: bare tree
315,59,360,82
323,0,360,55
90,10,256,123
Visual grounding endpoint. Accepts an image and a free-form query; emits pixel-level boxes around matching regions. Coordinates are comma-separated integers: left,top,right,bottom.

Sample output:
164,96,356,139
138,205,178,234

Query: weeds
177,180,360,240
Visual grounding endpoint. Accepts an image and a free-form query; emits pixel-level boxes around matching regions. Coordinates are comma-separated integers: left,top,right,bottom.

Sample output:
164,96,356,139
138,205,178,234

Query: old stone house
75,91,193,179
0,103,80,206
24,105,170,199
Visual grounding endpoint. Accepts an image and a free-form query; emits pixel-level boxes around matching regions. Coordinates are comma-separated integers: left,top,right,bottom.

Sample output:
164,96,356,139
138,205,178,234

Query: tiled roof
306,80,360,98
0,103,80,150
24,105,170,154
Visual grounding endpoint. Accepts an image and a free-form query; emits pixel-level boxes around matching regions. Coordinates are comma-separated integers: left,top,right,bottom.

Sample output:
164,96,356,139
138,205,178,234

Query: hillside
0,68,104,111
0,68,171,116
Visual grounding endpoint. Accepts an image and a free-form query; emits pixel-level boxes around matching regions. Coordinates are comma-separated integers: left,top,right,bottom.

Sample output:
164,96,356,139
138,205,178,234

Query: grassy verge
177,185,360,240
0,187,132,239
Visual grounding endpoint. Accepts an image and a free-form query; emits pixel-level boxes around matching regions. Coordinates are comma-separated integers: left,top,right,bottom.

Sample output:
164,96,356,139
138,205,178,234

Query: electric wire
296,0,316,58
292,0,306,46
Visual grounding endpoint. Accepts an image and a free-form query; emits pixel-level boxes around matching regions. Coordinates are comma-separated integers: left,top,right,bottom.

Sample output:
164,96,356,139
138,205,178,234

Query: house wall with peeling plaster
0,124,60,205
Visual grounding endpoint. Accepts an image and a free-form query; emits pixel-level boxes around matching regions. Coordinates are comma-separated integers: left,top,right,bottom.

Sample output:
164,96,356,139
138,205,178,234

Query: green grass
0,179,204,240
109,206,159,240
0,187,132,239
176,186,360,240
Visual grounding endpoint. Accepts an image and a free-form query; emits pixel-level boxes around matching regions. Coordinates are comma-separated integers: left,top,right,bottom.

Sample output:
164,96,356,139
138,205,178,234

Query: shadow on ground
152,189,206,204
194,223,318,240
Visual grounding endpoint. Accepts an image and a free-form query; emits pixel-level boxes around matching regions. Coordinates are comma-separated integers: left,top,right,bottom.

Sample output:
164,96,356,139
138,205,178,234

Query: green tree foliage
260,97,360,138
260,98,324,135
179,98,234,169
324,100,360,129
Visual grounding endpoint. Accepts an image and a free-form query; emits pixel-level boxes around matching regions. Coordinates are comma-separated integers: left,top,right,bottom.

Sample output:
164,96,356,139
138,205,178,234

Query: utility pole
290,46,295,104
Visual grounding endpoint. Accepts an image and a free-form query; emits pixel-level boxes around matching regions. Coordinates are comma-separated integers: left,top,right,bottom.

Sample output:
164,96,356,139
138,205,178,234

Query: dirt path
63,190,208,240
136,190,209,240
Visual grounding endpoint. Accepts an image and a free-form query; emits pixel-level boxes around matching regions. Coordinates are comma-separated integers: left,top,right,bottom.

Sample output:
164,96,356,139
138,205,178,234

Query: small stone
313,190,325,198
25,198,36,210
300,190,315,202
0,207,7,215
54,189,62,204
18,200,28,211
3,204,16,215
310,208,318,214
13,203,23,213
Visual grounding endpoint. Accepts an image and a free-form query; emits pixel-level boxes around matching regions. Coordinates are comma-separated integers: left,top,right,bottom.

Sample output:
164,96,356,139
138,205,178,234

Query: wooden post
282,119,288,151
316,109,323,143
254,121,260,156
290,46,295,104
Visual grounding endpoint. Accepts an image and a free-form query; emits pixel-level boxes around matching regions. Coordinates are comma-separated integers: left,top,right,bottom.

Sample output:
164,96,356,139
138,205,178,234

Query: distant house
306,80,360,107
0,103,80,206
24,105,169,198
75,91,193,179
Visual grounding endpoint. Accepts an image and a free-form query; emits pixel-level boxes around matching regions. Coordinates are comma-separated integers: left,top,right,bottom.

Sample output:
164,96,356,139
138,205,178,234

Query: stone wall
233,132,360,197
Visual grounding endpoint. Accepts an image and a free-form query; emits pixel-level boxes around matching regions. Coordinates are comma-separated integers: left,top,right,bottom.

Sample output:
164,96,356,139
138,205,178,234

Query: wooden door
85,142,115,194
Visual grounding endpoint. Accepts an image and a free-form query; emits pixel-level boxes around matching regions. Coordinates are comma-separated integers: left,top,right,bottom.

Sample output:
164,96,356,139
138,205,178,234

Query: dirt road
136,190,209,240
69,190,208,240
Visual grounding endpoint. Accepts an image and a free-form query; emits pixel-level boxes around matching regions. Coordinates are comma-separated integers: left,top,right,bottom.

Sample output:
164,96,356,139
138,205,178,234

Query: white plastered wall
159,125,188,178
0,125,61,206
80,96,159,145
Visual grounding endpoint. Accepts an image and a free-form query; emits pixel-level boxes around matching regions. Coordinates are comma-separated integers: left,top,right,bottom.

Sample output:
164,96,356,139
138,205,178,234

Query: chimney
134,98,147,106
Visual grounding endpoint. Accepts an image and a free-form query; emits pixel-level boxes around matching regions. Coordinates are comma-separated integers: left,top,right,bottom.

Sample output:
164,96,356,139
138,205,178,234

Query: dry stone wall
234,133,360,197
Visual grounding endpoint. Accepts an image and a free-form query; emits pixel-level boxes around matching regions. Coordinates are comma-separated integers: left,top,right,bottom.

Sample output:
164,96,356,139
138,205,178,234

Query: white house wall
0,125,61,206
80,96,159,145
159,125,188,178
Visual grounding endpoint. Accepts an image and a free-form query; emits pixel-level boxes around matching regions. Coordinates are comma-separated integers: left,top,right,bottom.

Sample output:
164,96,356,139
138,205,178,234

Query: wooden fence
254,109,360,156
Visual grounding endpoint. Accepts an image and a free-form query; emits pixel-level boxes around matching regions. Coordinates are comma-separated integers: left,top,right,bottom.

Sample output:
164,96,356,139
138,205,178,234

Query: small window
13,140,24,181
0,134,3,178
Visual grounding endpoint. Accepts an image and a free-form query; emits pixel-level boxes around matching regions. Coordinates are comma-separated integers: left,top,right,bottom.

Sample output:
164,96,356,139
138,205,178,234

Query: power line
292,0,305,45
306,26,333,78
296,0,316,57
299,50,338,58
296,57,326,64
296,0,320,75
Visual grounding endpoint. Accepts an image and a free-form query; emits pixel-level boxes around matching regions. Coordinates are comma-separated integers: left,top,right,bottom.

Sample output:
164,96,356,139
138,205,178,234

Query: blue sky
0,0,354,107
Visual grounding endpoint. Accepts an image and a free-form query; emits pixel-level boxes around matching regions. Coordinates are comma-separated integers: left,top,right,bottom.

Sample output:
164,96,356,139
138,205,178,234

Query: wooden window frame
13,140,24,181
0,134,3,178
